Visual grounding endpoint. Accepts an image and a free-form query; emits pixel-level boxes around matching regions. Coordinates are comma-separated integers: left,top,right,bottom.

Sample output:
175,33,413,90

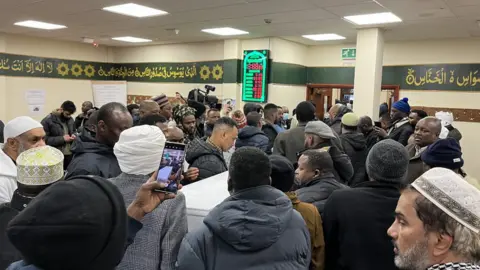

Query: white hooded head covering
114,125,166,175
435,111,454,127
4,116,43,143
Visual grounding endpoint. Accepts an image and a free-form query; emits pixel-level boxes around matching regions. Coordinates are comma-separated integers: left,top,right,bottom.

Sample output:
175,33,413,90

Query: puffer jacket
176,185,311,270
41,112,75,151
185,138,227,182
65,135,121,179
296,172,348,215
235,126,269,153
340,132,368,187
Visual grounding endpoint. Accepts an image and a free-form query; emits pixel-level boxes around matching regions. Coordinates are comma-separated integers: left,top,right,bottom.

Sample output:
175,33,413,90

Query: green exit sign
342,48,356,60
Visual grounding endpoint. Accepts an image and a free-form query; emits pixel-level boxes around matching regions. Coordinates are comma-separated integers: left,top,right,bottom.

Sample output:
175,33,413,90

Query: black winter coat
185,138,227,182
261,123,279,154
387,119,413,146
322,181,401,270
235,126,269,153
65,135,121,179
296,173,347,215
41,113,75,150
340,132,368,187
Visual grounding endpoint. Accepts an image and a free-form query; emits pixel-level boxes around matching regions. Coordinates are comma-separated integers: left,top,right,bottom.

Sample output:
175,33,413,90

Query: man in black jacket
262,103,280,152
339,113,368,186
185,117,237,182
41,100,77,169
322,139,409,270
66,102,133,179
295,150,346,215
74,101,94,130
235,112,269,153
376,97,414,146
204,108,220,138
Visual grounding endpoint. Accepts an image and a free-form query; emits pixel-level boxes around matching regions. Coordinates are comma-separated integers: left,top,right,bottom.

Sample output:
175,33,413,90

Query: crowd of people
0,93,479,270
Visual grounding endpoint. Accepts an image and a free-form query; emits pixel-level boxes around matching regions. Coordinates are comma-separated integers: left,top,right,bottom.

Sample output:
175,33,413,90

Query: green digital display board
242,50,269,103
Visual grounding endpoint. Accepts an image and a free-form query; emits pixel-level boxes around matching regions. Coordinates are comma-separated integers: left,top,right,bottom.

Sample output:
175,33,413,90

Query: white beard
394,238,431,270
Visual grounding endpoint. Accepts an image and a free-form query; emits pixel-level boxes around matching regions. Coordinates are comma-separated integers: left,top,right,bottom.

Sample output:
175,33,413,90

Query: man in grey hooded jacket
176,147,311,270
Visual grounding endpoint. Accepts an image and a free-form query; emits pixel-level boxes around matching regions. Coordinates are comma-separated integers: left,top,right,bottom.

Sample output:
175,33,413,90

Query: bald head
139,100,160,118
413,117,442,147
358,116,374,134
329,104,343,119
165,127,184,143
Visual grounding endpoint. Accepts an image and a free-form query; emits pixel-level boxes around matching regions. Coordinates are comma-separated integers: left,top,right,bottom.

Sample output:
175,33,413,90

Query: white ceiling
0,0,480,46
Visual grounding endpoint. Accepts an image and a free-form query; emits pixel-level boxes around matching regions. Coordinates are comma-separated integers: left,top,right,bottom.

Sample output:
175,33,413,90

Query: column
353,28,384,119
0,34,7,121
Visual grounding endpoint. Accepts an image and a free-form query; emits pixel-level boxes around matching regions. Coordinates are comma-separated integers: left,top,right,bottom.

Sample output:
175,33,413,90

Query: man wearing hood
235,112,269,153
185,117,237,182
5,171,178,270
177,147,311,270
65,102,133,179
41,100,77,169
0,117,45,203
110,125,187,270
339,113,368,186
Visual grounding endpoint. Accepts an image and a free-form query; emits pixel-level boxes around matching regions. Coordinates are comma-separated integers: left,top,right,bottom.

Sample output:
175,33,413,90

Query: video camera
187,85,221,110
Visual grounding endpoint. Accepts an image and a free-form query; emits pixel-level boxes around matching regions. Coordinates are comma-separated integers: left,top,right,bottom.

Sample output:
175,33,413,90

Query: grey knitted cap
366,139,409,184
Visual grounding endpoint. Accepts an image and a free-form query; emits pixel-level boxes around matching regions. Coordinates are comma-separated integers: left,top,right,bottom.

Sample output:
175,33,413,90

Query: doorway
306,84,400,119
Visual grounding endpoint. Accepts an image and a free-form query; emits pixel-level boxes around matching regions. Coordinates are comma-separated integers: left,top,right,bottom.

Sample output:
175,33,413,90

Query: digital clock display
242,50,269,103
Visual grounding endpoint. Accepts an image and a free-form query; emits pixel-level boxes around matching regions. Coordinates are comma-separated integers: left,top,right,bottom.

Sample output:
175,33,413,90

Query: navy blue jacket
235,126,270,153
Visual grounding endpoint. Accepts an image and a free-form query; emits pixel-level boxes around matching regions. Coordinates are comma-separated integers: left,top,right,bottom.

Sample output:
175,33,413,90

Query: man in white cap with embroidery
0,116,45,203
388,168,480,270
0,145,64,269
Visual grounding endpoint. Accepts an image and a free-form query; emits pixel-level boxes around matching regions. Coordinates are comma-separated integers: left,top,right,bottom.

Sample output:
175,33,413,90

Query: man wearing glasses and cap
388,168,480,270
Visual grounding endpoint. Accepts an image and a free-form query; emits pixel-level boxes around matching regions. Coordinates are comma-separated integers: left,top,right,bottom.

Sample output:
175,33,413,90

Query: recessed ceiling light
103,3,168,18
112,36,152,43
201,27,249,36
302,34,346,41
344,12,402,25
14,20,67,30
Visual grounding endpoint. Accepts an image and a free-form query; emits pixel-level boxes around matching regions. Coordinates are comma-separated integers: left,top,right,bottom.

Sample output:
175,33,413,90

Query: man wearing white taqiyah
388,168,480,270
0,117,45,203
109,125,187,270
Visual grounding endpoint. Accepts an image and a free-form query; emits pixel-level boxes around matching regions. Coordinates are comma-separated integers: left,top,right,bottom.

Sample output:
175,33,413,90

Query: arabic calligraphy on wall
401,65,480,90
0,53,224,83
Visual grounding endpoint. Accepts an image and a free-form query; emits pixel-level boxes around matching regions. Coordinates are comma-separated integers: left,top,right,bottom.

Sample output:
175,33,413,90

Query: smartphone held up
156,142,186,194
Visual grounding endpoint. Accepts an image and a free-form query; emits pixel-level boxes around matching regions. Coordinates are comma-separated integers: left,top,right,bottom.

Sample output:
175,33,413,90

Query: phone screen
374,121,382,128
156,142,186,194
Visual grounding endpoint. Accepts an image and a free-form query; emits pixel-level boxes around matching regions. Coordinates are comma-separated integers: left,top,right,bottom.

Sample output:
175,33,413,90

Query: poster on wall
92,81,127,108
25,90,46,116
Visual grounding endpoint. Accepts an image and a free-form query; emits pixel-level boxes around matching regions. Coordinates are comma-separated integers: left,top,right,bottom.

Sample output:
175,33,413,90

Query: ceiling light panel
344,12,402,25
103,3,168,18
302,34,346,41
112,36,153,43
201,27,249,36
14,20,67,30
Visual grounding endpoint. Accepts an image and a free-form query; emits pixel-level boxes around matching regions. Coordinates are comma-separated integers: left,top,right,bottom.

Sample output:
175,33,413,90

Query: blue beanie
421,138,464,170
392,97,411,113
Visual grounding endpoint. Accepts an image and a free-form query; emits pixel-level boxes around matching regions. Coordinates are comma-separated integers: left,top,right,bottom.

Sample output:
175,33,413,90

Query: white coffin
180,171,230,232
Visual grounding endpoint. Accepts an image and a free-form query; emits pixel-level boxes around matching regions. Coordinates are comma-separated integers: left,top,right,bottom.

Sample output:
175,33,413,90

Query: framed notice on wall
92,81,127,108
242,50,269,103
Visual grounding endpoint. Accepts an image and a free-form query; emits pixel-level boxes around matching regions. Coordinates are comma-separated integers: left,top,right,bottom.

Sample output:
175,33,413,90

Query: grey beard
394,238,431,270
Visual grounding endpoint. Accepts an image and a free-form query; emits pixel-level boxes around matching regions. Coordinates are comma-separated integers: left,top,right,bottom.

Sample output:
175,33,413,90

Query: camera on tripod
187,85,220,109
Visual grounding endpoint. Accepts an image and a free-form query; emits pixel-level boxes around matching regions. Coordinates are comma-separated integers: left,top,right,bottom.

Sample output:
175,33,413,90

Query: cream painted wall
2,34,112,121
113,41,224,63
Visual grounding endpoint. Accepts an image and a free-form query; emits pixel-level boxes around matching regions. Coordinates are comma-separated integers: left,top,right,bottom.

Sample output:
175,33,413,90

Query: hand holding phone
156,142,186,194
